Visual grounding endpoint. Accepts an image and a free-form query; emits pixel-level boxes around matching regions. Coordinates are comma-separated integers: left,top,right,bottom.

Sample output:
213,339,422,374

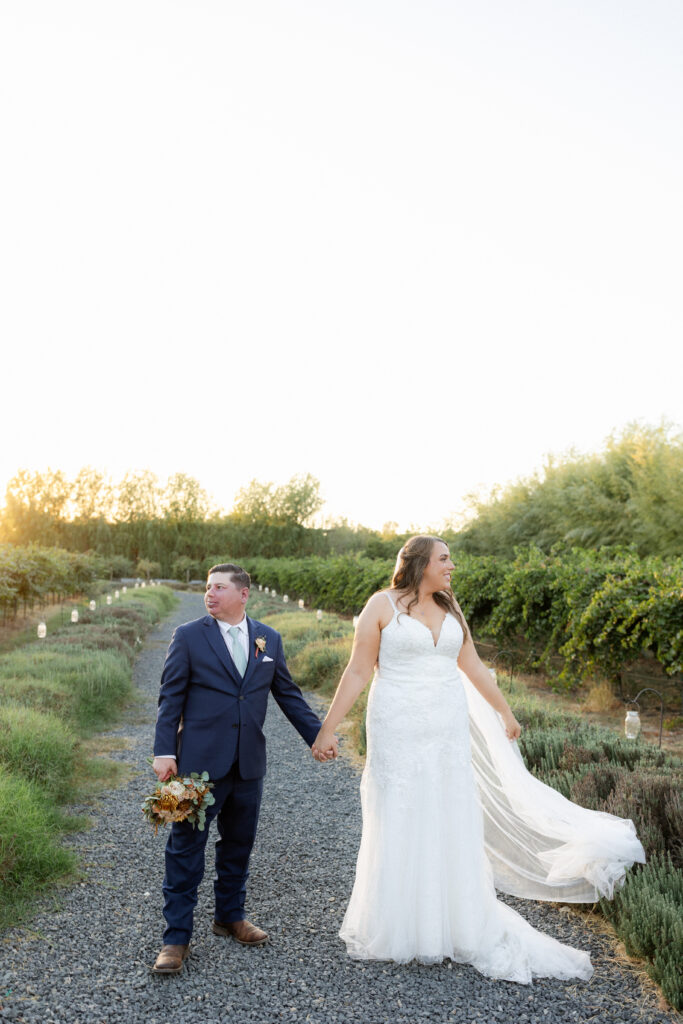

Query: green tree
1,469,70,545
233,474,323,527
136,558,162,580
161,473,212,521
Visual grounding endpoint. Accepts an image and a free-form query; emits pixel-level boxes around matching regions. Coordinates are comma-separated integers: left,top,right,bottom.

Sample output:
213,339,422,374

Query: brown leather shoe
151,943,189,974
212,918,268,946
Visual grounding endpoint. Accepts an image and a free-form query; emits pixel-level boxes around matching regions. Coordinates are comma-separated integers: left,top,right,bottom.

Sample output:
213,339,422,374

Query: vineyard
243,546,683,702
0,544,105,623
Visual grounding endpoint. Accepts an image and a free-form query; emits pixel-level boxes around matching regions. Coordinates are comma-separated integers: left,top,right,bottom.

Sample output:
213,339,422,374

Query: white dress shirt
216,614,249,667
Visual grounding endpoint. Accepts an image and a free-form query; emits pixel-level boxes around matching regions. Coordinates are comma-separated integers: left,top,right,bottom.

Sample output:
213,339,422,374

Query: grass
581,678,623,713
0,772,78,930
0,647,132,734
0,703,78,798
0,583,179,932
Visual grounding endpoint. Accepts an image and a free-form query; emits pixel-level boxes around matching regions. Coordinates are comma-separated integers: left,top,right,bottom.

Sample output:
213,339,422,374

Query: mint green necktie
228,625,247,676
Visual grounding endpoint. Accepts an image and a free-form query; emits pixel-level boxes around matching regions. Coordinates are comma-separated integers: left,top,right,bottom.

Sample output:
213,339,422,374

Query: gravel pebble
0,592,678,1024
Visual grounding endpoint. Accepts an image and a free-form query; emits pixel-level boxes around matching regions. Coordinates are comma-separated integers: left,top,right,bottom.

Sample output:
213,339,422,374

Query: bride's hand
501,710,521,741
312,727,338,762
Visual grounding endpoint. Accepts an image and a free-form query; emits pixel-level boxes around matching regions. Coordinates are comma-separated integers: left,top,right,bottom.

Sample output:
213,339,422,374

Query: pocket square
262,655,274,663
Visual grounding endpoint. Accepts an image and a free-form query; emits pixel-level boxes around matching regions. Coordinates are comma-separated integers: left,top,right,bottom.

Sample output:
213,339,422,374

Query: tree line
0,424,680,578
451,423,683,558
0,470,354,578
242,547,683,691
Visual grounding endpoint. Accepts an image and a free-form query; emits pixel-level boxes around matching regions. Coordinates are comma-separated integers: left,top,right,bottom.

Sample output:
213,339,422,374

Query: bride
312,535,645,984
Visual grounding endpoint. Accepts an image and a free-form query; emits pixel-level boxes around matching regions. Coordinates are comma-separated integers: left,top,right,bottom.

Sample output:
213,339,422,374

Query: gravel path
0,592,678,1024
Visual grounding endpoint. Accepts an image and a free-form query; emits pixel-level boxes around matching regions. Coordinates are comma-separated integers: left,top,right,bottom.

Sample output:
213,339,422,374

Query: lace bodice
377,594,464,681
365,593,471,784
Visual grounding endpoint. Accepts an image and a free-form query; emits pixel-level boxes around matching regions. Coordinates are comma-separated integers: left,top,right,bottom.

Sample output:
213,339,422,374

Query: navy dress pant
162,762,264,945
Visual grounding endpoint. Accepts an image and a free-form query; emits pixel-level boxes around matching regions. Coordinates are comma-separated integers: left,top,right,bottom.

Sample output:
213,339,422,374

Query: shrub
290,637,353,697
600,853,683,1009
576,768,683,866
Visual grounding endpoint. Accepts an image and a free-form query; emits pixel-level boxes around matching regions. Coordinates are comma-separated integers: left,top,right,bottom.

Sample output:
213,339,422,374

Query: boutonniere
254,636,267,658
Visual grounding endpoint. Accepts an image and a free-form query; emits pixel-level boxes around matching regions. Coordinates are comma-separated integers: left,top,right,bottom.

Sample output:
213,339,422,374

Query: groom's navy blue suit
154,613,321,944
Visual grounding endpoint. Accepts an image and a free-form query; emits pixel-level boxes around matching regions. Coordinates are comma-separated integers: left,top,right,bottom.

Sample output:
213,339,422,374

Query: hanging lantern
141,581,146,588
283,594,289,603
298,599,304,609
624,708,641,740
37,621,47,639
272,589,277,597
114,590,120,600
122,586,127,594
316,609,323,622
106,595,113,606
258,584,263,592
89,599,97,611
134,582,139,589
70,608,79,624
265,587,269,594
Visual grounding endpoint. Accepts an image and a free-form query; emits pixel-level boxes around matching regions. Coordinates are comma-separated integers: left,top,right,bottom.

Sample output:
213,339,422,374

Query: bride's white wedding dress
339,595,645,984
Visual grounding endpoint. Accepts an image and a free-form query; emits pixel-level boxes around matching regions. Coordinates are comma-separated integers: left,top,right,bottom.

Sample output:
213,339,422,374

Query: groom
151,562,337,975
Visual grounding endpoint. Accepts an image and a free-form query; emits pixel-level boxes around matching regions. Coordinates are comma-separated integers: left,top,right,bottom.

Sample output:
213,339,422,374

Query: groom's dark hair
207,563,251,589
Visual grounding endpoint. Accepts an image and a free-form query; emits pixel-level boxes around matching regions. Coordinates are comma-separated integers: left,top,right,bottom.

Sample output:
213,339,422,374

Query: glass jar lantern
624,708,641,740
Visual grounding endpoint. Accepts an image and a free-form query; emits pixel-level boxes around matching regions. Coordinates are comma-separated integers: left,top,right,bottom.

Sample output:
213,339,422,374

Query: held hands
152,756,177,781
312,727,339,763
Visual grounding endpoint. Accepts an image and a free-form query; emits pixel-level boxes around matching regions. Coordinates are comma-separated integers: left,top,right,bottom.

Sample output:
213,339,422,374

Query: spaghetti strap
383,591,398,612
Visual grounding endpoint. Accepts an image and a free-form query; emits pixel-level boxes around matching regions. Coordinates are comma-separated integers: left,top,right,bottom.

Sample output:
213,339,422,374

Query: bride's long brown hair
391,535,468,638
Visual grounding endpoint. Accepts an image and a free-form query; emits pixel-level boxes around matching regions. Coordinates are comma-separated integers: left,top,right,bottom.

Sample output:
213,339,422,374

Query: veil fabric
462,671,646,903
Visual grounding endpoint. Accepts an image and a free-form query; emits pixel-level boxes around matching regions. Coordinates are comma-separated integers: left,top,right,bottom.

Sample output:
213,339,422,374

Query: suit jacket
153,614,321,780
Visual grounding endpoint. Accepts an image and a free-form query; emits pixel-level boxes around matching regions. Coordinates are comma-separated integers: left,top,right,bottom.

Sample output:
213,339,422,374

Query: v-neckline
408,612,447,648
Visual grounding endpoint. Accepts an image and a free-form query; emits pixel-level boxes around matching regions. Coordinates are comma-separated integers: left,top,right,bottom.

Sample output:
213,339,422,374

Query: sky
1,1,681,531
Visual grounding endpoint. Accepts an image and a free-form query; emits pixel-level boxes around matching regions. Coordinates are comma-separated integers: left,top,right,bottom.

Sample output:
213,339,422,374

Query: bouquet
142,768,215,835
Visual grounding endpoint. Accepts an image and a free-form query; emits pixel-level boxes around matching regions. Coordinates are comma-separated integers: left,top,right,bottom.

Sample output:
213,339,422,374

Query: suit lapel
204,617,242,690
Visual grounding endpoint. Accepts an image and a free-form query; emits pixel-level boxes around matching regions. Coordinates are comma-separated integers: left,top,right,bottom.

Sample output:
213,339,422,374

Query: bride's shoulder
363,590,396,626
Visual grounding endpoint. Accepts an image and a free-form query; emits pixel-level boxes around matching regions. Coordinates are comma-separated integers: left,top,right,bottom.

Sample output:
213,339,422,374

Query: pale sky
1,1,681,530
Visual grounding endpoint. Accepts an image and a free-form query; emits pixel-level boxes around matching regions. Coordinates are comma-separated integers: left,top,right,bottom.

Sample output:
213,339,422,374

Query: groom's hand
153,756,177,781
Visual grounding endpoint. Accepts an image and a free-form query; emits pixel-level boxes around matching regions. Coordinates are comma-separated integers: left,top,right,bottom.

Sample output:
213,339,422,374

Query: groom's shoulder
248,616,280,639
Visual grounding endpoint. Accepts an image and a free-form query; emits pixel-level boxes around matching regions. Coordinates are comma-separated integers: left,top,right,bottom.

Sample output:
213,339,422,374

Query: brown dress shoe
212,918,269,946
151,943,189,974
